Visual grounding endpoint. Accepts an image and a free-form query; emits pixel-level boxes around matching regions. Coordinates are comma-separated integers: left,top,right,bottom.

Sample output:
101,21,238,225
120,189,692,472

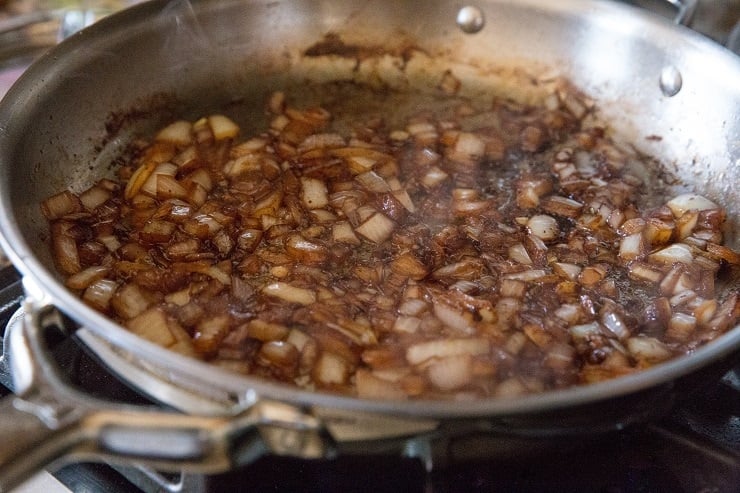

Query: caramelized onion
42,88,739,401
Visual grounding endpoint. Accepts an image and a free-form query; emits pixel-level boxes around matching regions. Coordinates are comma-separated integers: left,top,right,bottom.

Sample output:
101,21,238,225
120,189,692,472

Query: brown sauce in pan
41,84,739,400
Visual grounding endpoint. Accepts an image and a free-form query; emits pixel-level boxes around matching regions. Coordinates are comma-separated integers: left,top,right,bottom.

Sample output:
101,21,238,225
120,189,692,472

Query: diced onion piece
140,162,178,197
504,332,527,354
601,311,630,340
523,323,552,348
126,308,192,354
124,161,157,200
310,209,337,223
427,354,473,391
65,265,110,290
619,233,645,261
332,221,361,245
356,369,408,399
247,319,290,342
391,189,416,213
527,214,559,241
503,269,547,281
391,252,429,280
140,220,177,244
398,299,427,316
421,166,449,188
495,377,527,398
393,316,422,333
453,198,490,216
390,130,409,141
552,262,582,281
562,93,588,119
675,210,698,239
432,258,483,280
407,122,436,136
173,145,199,170
155,120,193,146
705,243,740,265
496,297,521,329
98,235,121,252
706,294,738,331
626,336,672,364
649,244,693,266
51,222,81,275
164,288,191,306
450,132,485,162
285,329,312,353
659,264,684,295
82,279,118,311
41,191,82,220
500,279,526,298
187,183,208,206
207,114,240,141
253,189,284,217
345,155,377,174
263,282,316,305
298,133,345,153
607,208,625,230
643,218,674,246
156,174,188,200
111,283,152,319
258,341,299,371
127,307,179,347
206,266,232,285
666,193,718,218
569,322,601,343
313,352,350,386
356,171,391,193
406,338,489,365
666,313,696,341
545,342,576,370
224,154,262,178
79,186,111,211
693,299,718,326
300,177,329,209
554,304,581,324
672,273,695,294
670,290,697,307
619,218,646,236
193,315,230,355
285,235,328,264
627,262,663,283
355,213,395,243
433,302,473,333
579,265,606,286
516,177,552,209
541,195,583,218
508,243,533,265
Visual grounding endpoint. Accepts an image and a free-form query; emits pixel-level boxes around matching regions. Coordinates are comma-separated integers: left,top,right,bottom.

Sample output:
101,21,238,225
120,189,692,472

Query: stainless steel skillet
0,0,737,490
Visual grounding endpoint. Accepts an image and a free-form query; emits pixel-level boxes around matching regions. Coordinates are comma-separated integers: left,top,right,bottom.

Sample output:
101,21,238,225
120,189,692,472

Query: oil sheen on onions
41,84,739,400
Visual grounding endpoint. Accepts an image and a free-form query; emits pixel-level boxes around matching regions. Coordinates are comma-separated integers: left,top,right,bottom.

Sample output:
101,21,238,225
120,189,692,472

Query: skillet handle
0,393,86,492
663,0,697,25
0,392,333,493
0,292,334,492
0,295,92,492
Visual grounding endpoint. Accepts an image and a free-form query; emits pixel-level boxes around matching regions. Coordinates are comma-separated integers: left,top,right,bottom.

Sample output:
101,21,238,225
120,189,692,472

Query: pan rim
0,0,738,420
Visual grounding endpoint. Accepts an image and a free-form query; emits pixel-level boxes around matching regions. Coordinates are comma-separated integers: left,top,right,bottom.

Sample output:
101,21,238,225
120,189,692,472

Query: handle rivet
659,65,683,97
456,6,485,34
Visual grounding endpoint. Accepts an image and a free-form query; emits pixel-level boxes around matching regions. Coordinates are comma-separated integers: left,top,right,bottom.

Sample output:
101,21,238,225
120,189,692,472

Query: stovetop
0,1,739,492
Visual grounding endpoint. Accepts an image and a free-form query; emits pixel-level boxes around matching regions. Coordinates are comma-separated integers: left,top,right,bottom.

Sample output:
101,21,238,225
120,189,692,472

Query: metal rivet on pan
456,6,485,34
659,66,683,97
